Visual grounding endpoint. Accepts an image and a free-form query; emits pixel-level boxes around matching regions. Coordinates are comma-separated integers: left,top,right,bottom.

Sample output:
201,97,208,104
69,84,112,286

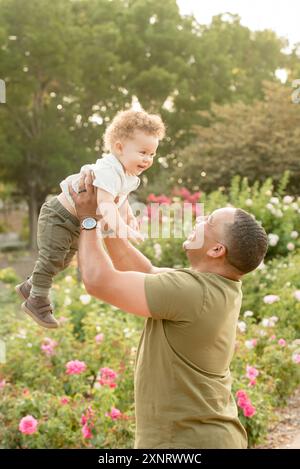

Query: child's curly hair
103,108,166,152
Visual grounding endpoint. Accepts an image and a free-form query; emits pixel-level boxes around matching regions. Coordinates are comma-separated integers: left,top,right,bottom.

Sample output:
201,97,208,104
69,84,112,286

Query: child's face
115,130,159,176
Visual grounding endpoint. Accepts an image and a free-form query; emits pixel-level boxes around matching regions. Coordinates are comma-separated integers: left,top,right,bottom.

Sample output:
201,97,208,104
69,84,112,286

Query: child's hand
127,227,144,244
128,215,140,232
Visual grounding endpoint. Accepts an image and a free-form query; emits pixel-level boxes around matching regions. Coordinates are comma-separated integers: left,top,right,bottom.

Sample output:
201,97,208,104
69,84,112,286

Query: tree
0,0,292,247
0,0,83,248
171,82,300,194
136,11,287,189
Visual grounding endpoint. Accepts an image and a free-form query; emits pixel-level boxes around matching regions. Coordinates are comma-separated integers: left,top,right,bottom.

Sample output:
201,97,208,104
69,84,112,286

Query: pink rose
248,379,257,387
179,187,191,199
98,367,118,388
292,353,300,364
278,338,286,347
237,396,249,408
243,403,256,418
188,192,201,203
246,365,259,380
58,316,68,324
19,415,38,435
66,360,87,375
235,390,248,400
82,423,92,439
235,389,256,417
106,407,122,420
95,333,104,344
0,379,6,389
41,337,58,357
60,396,70,405
81,406,94,426
156,194,171,205
147,193,157,202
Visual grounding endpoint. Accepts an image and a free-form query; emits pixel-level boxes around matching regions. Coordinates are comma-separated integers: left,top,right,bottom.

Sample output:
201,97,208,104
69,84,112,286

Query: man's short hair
223,208,268,274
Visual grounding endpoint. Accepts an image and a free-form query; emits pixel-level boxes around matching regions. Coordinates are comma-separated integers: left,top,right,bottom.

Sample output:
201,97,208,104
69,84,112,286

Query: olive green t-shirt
134,268,248,449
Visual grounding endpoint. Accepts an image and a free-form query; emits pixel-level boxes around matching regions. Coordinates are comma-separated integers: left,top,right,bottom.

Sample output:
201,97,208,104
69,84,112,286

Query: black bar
0,449,298,467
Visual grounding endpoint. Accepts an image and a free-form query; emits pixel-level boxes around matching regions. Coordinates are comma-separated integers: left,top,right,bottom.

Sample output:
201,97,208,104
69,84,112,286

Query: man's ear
207,243,226,258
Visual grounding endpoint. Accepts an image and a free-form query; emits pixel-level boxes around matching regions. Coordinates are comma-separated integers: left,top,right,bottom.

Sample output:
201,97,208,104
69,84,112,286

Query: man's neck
190,261,242,281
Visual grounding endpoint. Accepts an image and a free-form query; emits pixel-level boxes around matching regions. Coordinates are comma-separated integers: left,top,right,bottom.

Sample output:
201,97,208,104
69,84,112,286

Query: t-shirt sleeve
144,270,206,322
92,167,122,198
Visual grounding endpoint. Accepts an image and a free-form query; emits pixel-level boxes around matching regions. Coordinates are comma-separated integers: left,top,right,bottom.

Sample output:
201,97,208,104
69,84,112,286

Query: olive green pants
31,197,80,297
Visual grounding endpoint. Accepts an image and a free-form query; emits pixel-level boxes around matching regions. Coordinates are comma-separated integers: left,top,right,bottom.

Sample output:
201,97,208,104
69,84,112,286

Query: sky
177,0,300,49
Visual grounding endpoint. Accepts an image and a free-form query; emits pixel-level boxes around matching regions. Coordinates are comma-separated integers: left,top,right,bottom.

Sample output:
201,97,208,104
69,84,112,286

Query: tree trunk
28,183,38,252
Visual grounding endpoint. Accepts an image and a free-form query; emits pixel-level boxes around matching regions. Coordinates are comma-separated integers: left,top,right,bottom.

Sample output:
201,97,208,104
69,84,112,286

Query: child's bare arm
96,189,144,244
118,198,130,224
119,198,140,231
126,201,140,231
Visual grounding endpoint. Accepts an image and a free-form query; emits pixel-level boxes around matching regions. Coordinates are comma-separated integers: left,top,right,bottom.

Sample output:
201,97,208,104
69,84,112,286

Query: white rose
80,294,91,305
283,195,294,204
270,197,279,205
245,340,254,349
243,310,254,318
237,321,247,333
268,233,279,247
64,296,72,306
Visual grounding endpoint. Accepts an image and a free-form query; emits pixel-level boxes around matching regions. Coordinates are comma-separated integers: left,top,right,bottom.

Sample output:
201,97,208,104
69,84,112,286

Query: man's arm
78,227,152,318
104,236,174,274
69,171,173,275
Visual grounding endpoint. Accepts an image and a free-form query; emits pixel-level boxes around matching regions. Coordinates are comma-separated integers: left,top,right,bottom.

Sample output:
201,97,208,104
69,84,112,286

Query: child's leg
30,202,74,297
22,197,80,328
33,198,80,291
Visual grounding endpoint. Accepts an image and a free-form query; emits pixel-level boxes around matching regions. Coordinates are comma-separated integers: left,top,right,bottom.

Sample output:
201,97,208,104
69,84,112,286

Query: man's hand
68,171,99,222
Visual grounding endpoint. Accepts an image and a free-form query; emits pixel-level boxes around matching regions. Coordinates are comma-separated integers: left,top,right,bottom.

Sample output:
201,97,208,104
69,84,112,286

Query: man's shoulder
146,268,207,292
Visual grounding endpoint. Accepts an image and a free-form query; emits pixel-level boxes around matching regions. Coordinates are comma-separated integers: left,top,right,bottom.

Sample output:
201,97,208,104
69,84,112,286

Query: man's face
183,207,236,258
117,130,159,176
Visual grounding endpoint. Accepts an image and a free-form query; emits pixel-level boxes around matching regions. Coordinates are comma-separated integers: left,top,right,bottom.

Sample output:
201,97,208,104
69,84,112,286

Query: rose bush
0,267,141,448
140,172,300,268
0,174,299,448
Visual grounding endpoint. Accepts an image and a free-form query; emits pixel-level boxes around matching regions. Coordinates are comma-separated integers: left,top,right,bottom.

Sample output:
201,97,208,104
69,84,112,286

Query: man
69,172,268,449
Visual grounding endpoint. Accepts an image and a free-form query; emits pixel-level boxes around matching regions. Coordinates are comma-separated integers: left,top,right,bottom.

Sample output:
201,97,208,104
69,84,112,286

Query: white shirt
60,153,140,209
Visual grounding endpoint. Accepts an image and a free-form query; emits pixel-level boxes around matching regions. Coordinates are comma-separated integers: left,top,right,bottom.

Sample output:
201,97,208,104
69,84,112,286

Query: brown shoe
22,295,59,329
15,278,32,301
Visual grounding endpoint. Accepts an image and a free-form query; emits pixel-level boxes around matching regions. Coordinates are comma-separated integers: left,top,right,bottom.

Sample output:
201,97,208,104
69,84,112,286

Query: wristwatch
81,217,97,230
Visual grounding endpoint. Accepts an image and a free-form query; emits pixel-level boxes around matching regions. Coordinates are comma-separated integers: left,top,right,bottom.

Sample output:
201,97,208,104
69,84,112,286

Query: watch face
82,217,97,229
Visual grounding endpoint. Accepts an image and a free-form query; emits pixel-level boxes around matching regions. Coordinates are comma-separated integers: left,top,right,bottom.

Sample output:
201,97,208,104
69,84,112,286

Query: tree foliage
172,82,300,194
0,0,292,245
